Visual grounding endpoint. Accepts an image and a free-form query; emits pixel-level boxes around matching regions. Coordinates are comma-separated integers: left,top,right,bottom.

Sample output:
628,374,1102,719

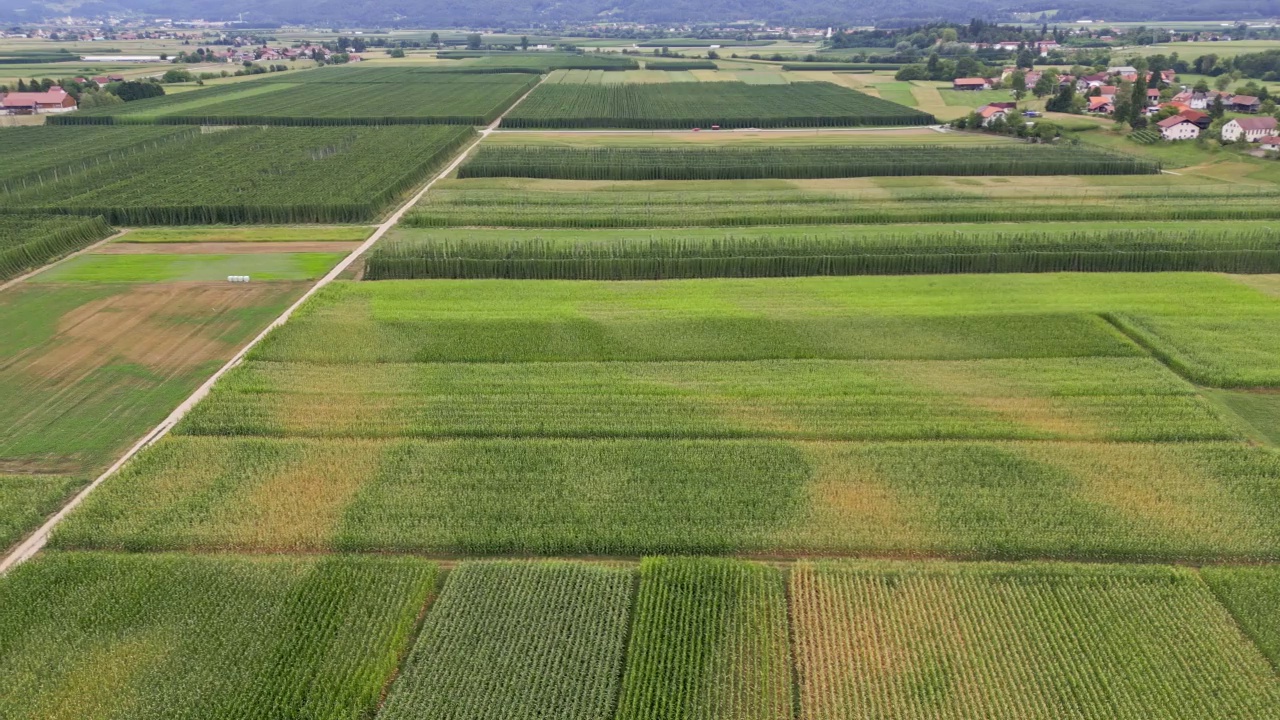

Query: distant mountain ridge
2,0,1278,27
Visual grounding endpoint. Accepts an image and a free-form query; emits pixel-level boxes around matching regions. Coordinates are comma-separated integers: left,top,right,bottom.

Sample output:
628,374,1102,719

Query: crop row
48,436,1280,561
51,75,539,126
364,228,1280,279
439,51,640,70
6,555,1277,719
0,214,114,281
2,126,475,224
173,357,1230,443
501,82,936,129
458,144,1160,179
643,59,720,70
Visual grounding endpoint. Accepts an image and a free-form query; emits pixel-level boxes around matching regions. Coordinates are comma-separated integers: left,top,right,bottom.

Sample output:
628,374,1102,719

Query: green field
616,557,793,720
457,144,1160,180
0,552,436,719
59,72,539,126
379,561,631,720
503,82,936,129
791,561,1280,719
33,252,348,282
3,125,474,224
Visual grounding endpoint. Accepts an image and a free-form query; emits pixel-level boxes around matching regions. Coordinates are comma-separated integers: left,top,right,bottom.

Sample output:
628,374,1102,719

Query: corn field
790,561,1280,719
458,144,1160,180
4,126,475,224
0,214,114,281
0,552,438,720
615,557,794,720
379,561,631,720
502,82,936,129
364,228,1280,279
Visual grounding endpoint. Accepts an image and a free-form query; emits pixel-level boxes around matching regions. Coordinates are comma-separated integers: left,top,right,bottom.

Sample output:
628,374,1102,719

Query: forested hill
3,0,1279,26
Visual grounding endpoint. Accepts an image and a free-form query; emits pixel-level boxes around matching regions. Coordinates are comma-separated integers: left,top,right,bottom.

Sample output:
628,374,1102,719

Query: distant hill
3,0,1279,27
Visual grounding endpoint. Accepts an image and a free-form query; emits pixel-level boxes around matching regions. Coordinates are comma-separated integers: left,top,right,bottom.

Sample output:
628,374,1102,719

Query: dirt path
96,241,364,255
0,78,547,575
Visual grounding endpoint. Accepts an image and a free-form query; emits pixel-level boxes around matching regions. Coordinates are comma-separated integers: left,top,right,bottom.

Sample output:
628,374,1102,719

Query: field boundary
0,77,545,575
0,228,129,293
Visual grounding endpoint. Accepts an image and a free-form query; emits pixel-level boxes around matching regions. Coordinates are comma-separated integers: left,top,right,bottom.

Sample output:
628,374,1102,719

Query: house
0,88,77,115
1087,96,1114,113
1096,85,1118,98
1229,95,1261,113
953,78,991,91
976,101,1017,126
1107,65,1138,76
1078,72,1109,90
1177,108,1211,129
1146,88,1161,105
1222,117,1279,142
91,76,110,88
1035,40,1060,55
1157,115,1200,140
1259,136,1280,151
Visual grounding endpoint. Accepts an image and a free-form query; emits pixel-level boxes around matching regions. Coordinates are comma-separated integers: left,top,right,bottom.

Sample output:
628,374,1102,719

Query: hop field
1,125,475,224
616,557,793,720
378,561,631,720
0,215,114,281
501,82,936,129
0,552,437,720
55,74,540,126
790,561,1280,719
457,144,1161,180
0,125,196,193
365,227,1280,279
437,51,640,71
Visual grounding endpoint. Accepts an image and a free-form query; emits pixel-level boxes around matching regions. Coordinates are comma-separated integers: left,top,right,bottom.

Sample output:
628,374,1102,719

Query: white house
1222,117,1279,142
1157,115,1200,141
1259,136,1280,152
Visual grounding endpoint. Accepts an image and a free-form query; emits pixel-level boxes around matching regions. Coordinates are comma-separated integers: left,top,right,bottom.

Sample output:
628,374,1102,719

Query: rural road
0,77,546,574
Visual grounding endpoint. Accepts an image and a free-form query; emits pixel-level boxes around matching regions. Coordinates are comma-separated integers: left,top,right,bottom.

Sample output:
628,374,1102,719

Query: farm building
976,102,1016,126
1088,96,1115,114
1157,115,1200,141
1222,117,1279,142
1229,95,1262,113
1258,136,1280,151
0,88,77,115
953,78,991,91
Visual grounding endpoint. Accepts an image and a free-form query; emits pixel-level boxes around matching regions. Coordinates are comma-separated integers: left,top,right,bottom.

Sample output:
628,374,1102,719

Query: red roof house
0,88,77,115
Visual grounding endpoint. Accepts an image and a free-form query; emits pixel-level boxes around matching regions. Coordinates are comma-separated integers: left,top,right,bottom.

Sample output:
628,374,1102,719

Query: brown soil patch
7,283,288,384
800,445,929,551
1232,274,1280,298
97,241,361,255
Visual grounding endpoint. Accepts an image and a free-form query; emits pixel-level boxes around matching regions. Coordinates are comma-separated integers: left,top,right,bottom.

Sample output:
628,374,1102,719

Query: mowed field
5,53,1280,720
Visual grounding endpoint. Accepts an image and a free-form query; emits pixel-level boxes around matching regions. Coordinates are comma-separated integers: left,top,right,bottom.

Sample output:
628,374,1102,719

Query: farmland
379,561,631,720
457,144,1161,180
6,48,1280,720
0,552,437,719
0,215,115,282
2,125,474,224
56,73,540,126
365,225,1280,279
502,82,936,128
791,561,1280,719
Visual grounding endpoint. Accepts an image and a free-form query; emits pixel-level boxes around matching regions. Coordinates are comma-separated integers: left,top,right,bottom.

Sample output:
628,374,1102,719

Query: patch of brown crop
10,283,286,384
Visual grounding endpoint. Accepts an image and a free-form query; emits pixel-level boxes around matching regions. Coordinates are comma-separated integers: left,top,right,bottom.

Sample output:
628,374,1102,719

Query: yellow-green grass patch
32,252,347,282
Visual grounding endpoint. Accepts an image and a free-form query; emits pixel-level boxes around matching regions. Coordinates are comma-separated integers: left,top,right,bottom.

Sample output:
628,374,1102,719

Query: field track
0,230,128,293
0,76,547,575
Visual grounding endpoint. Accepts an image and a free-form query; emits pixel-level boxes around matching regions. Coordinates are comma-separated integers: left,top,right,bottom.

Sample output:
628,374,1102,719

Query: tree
1016,48,1035,69
941,28,958,43
1033,69,1057,98
108,80,165,102
1215,74,1231,91
521,35,529,51
1193,79,1210,93
389,48,406,58
429,32,440,47
161,68,194,83
1128,68,1148,126
467,34,482,50
1046,83,1077,113
1011,70,1027,103
1210,94,1225,119
78,90,123,109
